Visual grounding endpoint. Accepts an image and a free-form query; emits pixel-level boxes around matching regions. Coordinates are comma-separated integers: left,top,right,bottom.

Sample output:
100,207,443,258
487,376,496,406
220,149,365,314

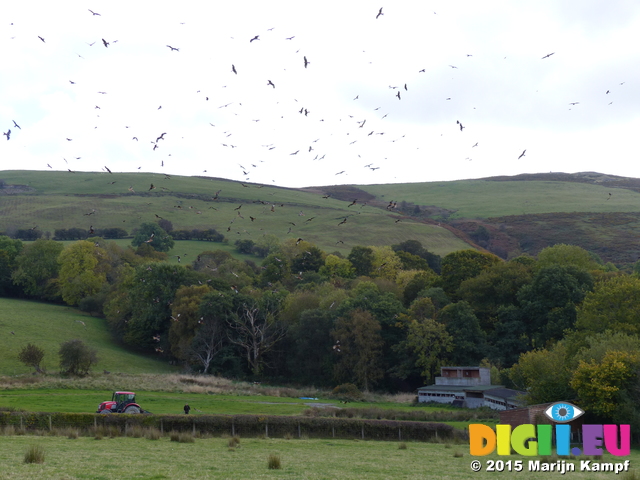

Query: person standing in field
184,403,190,415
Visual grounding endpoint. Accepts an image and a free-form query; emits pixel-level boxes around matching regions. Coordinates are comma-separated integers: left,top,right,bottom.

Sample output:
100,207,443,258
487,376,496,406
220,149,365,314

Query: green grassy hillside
0,170,471,257
0,298,177,376
357,178,640,219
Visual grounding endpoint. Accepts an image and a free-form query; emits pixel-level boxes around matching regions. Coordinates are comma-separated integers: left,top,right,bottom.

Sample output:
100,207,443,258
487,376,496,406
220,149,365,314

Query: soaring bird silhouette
166,45,179,51
518,149,526,159
376,7,383,19
541,52,555,59
267,80,275,88
303,56,310,68
231,64,237,74
249,35,259,42
102,38,109,47
88,9,101,15
3,129,10,140
12,120,20,129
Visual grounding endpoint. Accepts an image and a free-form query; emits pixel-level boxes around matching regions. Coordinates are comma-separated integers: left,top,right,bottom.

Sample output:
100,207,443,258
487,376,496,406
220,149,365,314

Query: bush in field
18,343,45,374
330,383,363,402
58,339,98,376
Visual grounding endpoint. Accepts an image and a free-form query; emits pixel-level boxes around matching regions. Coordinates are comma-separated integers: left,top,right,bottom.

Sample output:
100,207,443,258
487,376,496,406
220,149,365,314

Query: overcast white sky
2,0,640,188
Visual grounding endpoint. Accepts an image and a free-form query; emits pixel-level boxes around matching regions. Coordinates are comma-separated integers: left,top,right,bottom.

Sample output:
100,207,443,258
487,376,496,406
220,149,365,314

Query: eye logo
544,402,584,423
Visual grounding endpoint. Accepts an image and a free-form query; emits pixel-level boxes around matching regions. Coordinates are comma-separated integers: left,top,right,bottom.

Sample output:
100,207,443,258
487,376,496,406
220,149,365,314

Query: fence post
232,418,235,437
265,421,268,438
298,422,301,439
125,421,128,436
94,416,97,430
160,419,163,435
332,425,335,438
49,415,52,431
361,423,364,440
20,415,23,429
193,420,196,436
398,427,401,441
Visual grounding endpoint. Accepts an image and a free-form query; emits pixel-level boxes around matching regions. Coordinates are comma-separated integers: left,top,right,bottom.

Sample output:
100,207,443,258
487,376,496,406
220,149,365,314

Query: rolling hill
2,170,640,265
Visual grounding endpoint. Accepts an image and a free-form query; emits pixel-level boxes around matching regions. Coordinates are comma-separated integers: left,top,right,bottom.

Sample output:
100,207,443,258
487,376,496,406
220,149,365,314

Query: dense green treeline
2,230,640,426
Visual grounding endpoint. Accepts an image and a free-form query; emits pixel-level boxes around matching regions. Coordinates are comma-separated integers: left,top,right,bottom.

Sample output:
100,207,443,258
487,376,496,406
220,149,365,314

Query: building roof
417,384,525,400
483,388,525,401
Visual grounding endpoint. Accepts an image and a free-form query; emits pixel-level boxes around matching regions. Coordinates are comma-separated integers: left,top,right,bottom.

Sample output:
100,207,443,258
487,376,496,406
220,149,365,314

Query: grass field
0,298,176,376
0,170,471,257
0,434,636,480
358,179,640,219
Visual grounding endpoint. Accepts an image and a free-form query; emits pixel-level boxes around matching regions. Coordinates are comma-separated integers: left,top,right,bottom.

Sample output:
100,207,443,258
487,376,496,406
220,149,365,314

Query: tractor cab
97,391,142,414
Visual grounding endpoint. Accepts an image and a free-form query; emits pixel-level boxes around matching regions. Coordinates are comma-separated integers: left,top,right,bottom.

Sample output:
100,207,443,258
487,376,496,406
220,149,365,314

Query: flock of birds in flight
3,6,628,239
5,6,606,172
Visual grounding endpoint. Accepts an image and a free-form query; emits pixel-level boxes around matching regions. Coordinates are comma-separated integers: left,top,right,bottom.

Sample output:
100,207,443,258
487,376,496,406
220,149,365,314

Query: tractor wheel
124,406,141,414
100,410,112,414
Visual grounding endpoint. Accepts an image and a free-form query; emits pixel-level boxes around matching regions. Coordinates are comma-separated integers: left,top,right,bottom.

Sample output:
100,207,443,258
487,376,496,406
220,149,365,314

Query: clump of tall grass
228,436,241,448
170,431,194,443
267,454,281,469
145,427,161,440
24,444,45,464
398,442,407,450
453,451,464,458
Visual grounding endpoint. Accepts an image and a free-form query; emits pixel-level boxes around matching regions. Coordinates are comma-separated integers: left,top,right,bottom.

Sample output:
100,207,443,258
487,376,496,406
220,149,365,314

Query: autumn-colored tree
168,284,214,360
508,342,574,404
537,244,603,271
403,317,453,382
332,309,384,391
57,240,108,305
576,276,640,335
319,254,356,279
570,351,640,417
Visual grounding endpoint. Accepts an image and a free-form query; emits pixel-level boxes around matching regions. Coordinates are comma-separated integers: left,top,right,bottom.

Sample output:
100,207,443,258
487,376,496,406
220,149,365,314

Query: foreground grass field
0,298,176,376
0,434,636,480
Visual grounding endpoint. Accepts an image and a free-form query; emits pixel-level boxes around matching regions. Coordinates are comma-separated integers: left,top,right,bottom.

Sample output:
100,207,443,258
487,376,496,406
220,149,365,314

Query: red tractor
97,391,144,414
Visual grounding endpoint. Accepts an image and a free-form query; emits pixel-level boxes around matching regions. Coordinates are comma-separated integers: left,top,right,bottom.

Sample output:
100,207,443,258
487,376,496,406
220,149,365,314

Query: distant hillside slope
0,170,471,257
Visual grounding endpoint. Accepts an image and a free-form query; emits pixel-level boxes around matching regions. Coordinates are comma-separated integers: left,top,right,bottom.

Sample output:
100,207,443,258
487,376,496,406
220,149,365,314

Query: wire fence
0,411,467,442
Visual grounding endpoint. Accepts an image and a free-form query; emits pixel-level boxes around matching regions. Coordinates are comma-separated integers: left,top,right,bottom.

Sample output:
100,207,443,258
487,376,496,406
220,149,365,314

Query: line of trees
3,231,640,425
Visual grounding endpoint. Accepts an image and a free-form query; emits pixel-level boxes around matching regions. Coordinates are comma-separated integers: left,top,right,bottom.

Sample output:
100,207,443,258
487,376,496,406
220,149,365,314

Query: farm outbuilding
417,366,524,410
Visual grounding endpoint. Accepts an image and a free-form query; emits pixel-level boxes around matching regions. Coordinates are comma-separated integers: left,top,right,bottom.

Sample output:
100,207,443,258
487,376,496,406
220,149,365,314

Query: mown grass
0,298,177,376
0,434,636,480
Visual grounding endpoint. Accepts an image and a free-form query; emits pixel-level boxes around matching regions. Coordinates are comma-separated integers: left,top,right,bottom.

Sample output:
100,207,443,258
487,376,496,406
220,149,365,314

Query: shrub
145,428,161,440
267,454,281,470
330,383,363,402
17,344,45,374
178,433,195,443
24,444,45,464
59,339,98,376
